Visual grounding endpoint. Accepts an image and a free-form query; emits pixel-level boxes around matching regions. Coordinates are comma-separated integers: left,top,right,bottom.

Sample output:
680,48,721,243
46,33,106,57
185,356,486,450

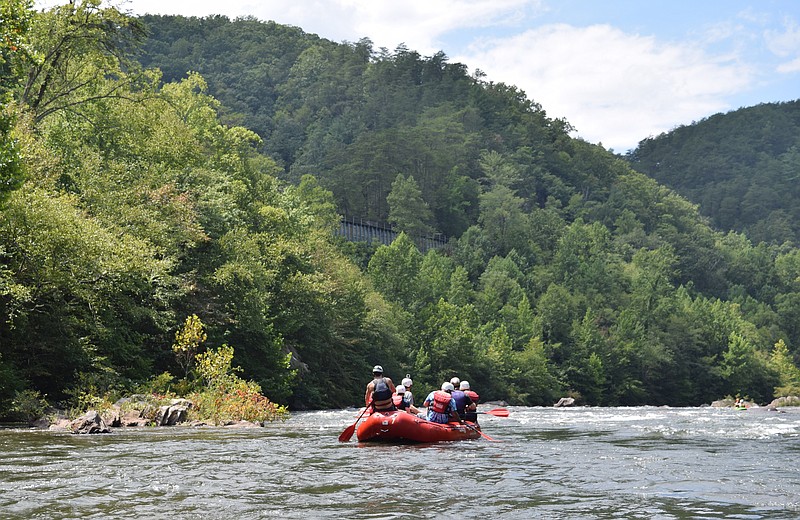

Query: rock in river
70,411,111,434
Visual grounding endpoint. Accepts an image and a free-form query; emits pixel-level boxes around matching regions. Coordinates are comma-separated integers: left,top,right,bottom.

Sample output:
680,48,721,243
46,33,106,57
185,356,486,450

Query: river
1,406,798,519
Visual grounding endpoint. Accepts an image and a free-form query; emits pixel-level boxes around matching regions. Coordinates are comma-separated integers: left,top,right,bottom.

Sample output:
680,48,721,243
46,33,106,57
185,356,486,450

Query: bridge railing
335,216,450,253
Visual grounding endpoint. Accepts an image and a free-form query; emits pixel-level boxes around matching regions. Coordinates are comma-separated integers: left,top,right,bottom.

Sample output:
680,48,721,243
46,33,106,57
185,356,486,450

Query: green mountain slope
627,101,800,245
2,6,800,414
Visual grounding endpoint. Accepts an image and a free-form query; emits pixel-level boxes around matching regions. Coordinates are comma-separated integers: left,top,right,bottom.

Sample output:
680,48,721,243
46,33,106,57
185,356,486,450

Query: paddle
339,403,371,442
465,423,499,442
478,408,509,417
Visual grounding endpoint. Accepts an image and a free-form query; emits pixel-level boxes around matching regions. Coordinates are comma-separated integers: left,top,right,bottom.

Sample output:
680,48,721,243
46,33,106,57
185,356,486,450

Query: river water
1,406,798,519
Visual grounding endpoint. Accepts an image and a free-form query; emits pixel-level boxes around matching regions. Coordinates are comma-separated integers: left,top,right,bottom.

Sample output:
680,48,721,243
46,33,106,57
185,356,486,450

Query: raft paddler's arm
365,382,374,408
449,403,464,423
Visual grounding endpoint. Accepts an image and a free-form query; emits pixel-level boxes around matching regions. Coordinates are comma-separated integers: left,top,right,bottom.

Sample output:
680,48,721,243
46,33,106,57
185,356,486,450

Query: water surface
1,406,798,519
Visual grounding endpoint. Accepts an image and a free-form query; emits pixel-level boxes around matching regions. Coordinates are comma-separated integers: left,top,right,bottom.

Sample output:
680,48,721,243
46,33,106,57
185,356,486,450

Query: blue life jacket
372,377,395,411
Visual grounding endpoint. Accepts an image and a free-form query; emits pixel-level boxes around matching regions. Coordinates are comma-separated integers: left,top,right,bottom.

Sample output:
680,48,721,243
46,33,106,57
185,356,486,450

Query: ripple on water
1,408,799,519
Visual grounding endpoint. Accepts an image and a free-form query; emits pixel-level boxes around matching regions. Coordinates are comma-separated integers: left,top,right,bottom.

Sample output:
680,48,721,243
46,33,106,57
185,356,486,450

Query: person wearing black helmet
365,365,396,412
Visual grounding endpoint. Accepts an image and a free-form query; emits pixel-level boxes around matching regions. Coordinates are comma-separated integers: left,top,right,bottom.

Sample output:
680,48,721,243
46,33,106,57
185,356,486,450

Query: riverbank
27,392,286,434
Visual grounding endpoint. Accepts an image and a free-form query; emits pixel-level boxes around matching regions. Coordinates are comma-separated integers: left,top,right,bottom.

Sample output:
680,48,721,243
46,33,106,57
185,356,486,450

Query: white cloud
764,17,800,56
777,56,800,73
458,24,755,151
111,0,539,54
765,17,800,74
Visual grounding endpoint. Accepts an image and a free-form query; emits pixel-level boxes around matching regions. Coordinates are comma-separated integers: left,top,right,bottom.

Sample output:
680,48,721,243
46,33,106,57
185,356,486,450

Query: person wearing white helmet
392,384,420,415
420,382,462,424
401,375,415,407
459,380,479,423
365,365,396,412
451,379,476,421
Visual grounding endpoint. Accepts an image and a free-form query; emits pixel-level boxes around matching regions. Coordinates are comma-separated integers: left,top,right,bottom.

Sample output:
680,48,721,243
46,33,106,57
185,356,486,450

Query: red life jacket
431,391,452,414
465,390,479,403
392,394,403,408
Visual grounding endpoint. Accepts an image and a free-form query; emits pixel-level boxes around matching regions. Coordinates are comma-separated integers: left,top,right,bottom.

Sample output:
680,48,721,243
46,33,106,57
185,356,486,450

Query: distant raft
355,410,481,443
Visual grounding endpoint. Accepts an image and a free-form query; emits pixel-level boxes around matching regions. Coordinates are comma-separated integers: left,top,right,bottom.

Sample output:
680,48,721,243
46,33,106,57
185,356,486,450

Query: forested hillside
2,2,800,417
627,101,800,246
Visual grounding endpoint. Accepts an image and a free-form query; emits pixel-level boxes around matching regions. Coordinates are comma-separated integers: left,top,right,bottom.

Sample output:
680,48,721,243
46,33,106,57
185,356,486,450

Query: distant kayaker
452,380,477,421
365,365,396,412
392,384,420,415
420,382,463,424
459,380,480,423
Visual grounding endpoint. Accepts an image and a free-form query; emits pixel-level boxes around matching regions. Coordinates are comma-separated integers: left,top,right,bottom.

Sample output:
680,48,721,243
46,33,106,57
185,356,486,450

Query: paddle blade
465,423,500,442
484,408,509,417
338,423,356,442
477,430,500,442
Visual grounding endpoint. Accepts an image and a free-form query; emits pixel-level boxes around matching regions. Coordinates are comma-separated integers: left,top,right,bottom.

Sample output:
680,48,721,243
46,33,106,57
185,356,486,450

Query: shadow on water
516,428,613,442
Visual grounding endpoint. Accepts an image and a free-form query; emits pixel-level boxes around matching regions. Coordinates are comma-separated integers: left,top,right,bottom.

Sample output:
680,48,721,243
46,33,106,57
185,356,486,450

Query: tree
0,0,36,203
367,232,422,309
21,0,148,123
769,339,800,397
172,314,207,377
478,184,526,255
478,150,521,189
386,174,434,237
720,332,774,402
510,337,562,405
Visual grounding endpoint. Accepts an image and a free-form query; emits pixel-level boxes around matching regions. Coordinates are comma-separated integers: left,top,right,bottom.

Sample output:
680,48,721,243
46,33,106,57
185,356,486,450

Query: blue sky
38,1,800,152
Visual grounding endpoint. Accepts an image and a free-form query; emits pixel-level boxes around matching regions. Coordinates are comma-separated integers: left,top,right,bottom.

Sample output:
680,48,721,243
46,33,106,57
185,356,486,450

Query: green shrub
189,345,288,424
11,389,49,423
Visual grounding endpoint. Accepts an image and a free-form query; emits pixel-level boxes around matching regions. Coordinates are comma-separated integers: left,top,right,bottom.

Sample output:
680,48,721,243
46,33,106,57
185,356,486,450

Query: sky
37,0,800,152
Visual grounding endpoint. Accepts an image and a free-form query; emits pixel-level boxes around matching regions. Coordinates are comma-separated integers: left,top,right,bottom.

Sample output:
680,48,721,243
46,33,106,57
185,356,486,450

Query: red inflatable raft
355,410,480,443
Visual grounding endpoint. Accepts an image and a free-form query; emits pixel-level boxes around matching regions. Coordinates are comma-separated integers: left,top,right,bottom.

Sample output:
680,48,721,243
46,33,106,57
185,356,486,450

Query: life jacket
392,394,406,410
465,390,479,404
372,377,395,411
430,390,452,414
451,390,470,413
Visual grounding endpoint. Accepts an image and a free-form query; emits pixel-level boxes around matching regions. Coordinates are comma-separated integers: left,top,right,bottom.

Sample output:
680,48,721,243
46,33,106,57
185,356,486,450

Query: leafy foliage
191,345,288,423
2,6,800,417
627,102,800,246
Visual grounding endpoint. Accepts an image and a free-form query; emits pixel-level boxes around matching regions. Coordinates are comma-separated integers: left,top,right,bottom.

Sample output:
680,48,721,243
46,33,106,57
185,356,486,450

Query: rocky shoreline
40,396,265,434
709,395,800,410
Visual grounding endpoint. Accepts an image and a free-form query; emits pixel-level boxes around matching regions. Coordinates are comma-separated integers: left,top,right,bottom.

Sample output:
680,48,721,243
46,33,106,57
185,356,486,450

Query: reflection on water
1,407,798,519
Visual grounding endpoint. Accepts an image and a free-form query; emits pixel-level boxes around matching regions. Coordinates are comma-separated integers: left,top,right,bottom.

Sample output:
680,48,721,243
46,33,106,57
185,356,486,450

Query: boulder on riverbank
554,397,575,408
710,398,756,408
48,418,72,431
121,410,150,427
710,398,733,408
768,396,800,408
70,411,111,434
154,399,192,426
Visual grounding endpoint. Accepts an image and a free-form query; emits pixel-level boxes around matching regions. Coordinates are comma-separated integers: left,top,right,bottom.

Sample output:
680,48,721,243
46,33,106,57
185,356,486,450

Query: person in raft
420,382,464,424
365,365,396,412
401,375,415,406
459,380,480,423
451,380,477,421
392,385,421,415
